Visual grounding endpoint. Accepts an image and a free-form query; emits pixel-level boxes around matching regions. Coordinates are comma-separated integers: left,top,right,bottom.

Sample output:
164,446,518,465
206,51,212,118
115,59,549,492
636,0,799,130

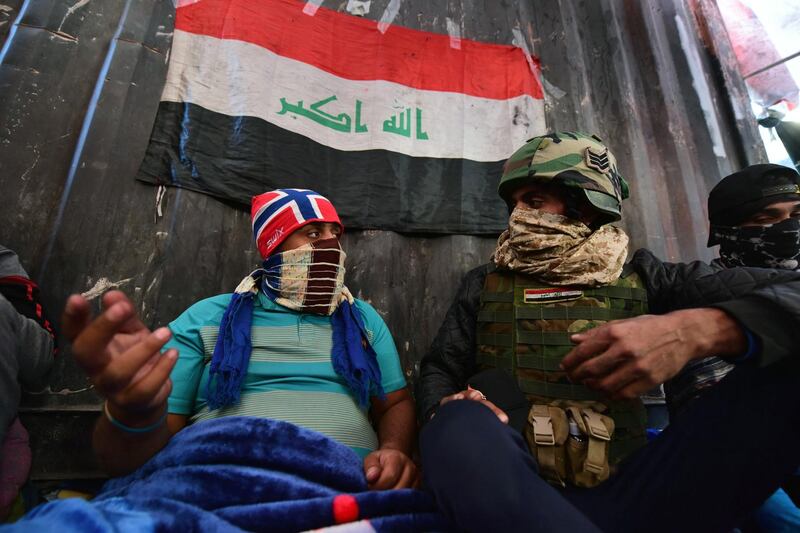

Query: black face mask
710,217,800,270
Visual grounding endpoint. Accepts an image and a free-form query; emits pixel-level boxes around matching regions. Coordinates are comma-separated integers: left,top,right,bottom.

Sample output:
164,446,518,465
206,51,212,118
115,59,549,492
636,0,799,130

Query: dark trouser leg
566,357,800,533
420,400,601,533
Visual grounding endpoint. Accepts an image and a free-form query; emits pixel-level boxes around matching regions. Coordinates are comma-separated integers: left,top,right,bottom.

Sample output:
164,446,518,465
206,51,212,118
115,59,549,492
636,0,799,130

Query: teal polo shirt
165,291,407,458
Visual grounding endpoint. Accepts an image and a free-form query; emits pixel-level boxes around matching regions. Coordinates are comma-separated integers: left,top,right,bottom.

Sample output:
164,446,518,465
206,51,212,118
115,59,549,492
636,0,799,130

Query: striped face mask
261,238,347,315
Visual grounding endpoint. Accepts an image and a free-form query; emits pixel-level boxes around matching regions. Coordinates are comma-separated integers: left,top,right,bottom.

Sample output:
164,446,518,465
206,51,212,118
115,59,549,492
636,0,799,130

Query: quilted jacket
417,248,800,422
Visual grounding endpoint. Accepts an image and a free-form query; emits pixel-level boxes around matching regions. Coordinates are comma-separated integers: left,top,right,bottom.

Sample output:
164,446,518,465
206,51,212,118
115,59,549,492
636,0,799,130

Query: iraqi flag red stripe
175,0,543,100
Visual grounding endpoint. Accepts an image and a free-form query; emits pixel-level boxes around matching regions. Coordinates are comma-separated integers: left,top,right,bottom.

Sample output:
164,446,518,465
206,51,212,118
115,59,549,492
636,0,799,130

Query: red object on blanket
332,494,360,524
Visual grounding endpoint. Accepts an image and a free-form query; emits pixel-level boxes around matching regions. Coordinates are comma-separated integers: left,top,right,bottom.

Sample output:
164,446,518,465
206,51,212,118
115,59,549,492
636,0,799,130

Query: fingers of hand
92,328,173,396
71,301,137,374
481,400,509,424
439,391,508,423
371,452,404,490
393,458,418,490
568,325,598,343
101,290,130,309
594,358,654,398
562,330,614,371
103,291,149,334
375,461,400,489
567,349,627,382
440,392,466,405
465,389,486,401
62,295,91,342
442,389,485,405
108,349,178,410
363,452,382,483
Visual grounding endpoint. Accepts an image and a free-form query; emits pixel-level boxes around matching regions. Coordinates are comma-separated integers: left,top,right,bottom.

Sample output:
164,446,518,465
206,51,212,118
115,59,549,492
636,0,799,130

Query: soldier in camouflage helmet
497,132,629,223
417,133,800,532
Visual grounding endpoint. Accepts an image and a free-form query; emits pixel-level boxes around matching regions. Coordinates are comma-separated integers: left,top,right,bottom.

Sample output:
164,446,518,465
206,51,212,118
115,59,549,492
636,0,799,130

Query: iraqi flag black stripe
136,101,509,234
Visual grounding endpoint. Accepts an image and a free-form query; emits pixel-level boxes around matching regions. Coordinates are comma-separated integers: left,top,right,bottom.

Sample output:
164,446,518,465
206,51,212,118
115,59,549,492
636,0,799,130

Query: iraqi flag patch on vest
523,288,583,304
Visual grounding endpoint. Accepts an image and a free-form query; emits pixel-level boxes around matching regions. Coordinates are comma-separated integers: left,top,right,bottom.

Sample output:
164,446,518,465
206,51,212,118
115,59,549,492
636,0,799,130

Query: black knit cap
707,164,800,246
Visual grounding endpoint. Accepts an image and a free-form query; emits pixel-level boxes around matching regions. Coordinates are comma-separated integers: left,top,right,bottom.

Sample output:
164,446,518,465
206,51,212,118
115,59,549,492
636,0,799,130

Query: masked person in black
708,164,800,270
666,164,800,416
666,164,800,532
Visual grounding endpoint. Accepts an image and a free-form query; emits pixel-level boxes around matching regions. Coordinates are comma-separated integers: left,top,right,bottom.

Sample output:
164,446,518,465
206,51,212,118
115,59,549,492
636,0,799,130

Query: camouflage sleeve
416,263,492,424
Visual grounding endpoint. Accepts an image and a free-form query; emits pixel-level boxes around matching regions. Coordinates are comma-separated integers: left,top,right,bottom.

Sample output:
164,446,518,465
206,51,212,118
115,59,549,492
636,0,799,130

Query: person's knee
421,400,517,476
423,400,498,446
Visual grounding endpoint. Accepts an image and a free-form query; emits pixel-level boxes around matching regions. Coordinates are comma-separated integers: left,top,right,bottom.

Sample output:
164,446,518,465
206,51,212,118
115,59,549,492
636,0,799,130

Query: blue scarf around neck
206,262,385,410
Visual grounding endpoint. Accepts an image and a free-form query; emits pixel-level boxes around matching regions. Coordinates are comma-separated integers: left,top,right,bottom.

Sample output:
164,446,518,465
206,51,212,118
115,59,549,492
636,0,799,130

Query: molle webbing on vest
476,270,649,463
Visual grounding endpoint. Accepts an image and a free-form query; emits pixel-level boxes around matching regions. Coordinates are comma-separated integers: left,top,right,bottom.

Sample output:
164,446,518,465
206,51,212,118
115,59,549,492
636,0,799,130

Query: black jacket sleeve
416,263,493,423
630,248,800,368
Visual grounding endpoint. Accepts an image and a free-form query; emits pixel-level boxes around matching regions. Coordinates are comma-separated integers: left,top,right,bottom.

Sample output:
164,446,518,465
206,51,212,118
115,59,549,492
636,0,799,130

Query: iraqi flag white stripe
161,30,546,163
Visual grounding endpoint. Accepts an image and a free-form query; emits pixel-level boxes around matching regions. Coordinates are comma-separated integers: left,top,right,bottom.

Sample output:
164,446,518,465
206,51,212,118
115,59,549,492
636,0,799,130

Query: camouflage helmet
498,132,630,222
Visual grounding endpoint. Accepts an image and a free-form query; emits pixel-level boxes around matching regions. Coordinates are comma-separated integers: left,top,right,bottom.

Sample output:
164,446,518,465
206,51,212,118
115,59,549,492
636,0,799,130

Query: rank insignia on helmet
585,147,611,174
498,132,629,223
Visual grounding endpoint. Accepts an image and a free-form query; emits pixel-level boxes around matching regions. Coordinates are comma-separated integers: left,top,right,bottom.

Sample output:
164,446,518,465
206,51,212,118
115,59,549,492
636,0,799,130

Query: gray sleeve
0,294,53,392
0,245,29,278
0,295,22,443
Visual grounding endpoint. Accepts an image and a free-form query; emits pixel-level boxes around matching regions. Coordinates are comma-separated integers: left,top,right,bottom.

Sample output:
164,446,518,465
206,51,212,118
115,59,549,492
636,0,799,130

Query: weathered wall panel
0,0,23,43
0,0,766,480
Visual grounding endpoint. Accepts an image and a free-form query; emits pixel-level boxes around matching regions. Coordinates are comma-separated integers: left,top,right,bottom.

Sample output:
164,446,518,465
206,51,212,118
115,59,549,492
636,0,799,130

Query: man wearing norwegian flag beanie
61,189,417,490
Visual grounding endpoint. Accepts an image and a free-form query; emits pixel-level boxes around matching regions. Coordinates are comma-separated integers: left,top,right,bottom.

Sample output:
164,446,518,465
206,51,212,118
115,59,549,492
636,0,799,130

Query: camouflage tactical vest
477,269,649,463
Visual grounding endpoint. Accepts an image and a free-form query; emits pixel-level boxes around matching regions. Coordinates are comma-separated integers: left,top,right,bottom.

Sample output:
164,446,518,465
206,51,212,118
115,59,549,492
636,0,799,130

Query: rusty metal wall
0,0,764,480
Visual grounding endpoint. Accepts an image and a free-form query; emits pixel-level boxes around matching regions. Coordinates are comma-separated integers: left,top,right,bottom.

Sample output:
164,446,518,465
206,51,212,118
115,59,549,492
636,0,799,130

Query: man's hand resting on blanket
364,448,418,490
63,290,177,430
368,387,418,490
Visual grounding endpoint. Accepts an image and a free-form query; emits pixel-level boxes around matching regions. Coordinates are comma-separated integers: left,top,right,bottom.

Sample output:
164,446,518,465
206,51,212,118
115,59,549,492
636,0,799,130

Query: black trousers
420,359,800,533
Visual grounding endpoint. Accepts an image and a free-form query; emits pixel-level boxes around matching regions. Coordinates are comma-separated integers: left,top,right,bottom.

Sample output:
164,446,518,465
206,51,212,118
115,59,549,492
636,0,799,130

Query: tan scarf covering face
493,206,629,287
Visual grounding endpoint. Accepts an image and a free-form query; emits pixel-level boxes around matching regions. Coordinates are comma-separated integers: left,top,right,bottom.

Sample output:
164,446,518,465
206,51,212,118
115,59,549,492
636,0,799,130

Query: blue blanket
5,417,450,532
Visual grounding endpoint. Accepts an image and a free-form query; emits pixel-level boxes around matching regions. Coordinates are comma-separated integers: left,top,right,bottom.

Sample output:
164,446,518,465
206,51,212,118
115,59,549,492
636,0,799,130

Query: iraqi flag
136,0,546,234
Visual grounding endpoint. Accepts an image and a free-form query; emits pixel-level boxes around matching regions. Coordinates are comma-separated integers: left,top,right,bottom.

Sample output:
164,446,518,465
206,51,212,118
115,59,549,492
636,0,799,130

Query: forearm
366,390,419,490
92,404,173,477
376,397,416,456
674,308,747,361
712,294,797,367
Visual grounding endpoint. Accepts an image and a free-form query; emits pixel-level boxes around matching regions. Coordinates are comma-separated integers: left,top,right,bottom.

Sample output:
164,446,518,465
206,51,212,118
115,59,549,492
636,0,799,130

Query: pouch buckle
582,410,611,441
531,415,556,446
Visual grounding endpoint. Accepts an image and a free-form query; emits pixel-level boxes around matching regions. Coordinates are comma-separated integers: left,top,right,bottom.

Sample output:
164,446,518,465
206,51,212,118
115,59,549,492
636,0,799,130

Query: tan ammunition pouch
524,402,615,489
